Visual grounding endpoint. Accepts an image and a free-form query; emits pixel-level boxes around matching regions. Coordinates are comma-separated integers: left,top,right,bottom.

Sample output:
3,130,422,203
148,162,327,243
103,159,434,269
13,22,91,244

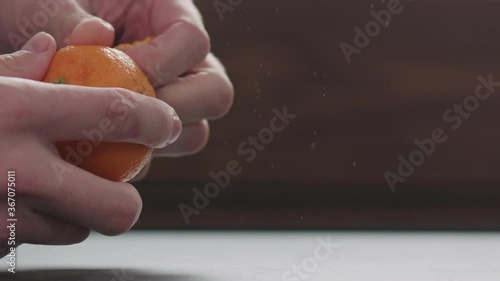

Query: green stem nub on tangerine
54,78,65,84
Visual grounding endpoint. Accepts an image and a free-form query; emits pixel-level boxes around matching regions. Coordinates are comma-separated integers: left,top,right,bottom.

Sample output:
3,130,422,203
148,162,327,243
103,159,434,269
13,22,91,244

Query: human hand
0,33,181,257
3,0,234,154
2,0,234,179
87,0,234,159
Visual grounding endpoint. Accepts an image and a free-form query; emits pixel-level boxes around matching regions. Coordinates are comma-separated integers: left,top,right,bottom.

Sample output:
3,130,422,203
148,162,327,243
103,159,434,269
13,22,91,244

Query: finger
154,121,209,157
119,0,206,43
122,21,210,87
28,147,143,236
46,0,115,47
9,0,115,48
17,207,90,245
0,32,56,80
0,79,182,149
157,61,234,125
64,15,115,47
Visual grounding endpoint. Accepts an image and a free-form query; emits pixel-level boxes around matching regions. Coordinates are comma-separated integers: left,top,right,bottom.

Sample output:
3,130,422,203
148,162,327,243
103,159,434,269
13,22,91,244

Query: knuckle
0,54,24,77
102,89,140,141
101,187,142,236
207,73,234,119
177,20,211,62
146,101,173,148
102,89,173,148
0,84,31,131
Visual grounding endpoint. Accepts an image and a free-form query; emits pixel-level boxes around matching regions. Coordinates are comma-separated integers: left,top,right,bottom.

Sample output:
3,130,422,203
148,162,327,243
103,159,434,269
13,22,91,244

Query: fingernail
168,114,182,145
99,19,115,32
22,32,50,53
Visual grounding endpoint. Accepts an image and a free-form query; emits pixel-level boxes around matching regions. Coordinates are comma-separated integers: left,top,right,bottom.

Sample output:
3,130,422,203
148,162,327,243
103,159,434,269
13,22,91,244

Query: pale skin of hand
1,0,234,170
0,0,233,254
0,32,182,257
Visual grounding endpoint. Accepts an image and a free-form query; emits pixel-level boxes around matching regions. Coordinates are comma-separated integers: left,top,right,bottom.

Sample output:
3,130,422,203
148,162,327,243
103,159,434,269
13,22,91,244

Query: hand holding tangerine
43,44,180,182
0,33,181,257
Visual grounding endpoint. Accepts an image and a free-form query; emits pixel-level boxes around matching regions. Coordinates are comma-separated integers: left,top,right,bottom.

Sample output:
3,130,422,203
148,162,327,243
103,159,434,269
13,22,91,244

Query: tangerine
43,45,155,182
115,36,154,52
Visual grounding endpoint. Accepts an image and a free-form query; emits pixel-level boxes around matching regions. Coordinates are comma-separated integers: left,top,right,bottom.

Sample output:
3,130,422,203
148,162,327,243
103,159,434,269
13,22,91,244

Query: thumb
51,3,115,47
0,32,57,80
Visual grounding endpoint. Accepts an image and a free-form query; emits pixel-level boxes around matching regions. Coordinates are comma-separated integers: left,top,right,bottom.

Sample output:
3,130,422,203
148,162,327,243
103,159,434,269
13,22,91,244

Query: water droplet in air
310,142,316,150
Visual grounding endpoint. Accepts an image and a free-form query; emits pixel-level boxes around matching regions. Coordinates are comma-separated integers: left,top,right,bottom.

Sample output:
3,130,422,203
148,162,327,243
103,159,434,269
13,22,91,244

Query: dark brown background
135,0,500,230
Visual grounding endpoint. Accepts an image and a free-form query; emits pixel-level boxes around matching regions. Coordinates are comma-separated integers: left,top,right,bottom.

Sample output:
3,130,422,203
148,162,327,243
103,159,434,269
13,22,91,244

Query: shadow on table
0,268,214,281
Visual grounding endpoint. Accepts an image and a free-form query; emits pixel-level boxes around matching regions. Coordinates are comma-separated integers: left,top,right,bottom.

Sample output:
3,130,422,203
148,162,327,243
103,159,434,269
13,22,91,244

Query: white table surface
2,231,500,281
